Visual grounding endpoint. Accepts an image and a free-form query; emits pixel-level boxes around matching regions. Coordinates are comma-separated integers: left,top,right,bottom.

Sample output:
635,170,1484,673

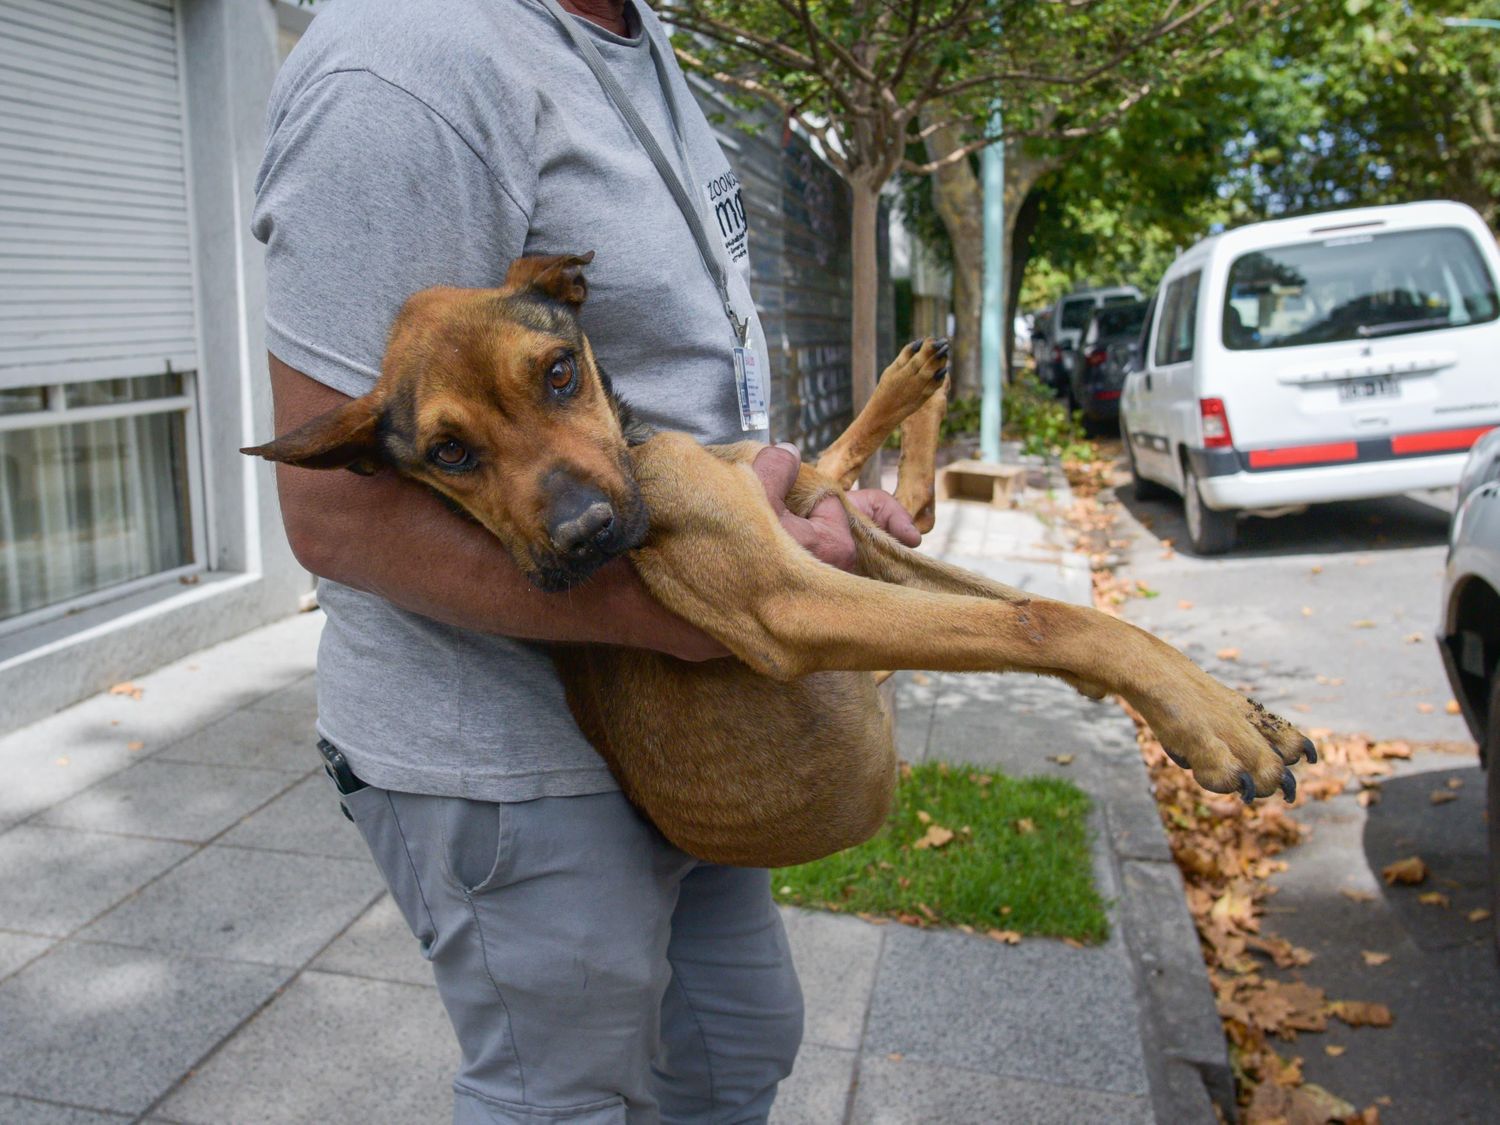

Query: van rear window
1222,227,1500,350
1060,300,1095,330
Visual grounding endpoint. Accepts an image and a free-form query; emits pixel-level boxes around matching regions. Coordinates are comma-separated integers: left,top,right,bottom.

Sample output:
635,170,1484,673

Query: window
1154,272,1201,366
1060,299,1095,330
1094,303,1148,340
1223,227,1500,350
0,373,200,627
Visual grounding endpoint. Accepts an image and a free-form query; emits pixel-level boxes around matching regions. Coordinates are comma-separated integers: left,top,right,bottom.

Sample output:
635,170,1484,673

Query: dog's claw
1281,770,1297,804
934,339,951,357
1302,736,1317,765
1238,772,1257,805
935,365,949,382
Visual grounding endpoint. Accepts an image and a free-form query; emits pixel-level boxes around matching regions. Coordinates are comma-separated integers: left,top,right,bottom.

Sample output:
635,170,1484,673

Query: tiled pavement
0,498,1210,1123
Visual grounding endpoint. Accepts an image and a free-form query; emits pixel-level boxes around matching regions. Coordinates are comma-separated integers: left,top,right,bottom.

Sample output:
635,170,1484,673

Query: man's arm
269,355,728,661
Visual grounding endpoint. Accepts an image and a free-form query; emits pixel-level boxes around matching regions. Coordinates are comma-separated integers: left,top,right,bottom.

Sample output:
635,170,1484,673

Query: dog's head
245,252,649,591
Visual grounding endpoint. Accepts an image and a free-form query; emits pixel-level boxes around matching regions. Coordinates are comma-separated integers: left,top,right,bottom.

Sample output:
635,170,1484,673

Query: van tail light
1085,348,1107,368
1200,398,1233,448
1052,345,1064,362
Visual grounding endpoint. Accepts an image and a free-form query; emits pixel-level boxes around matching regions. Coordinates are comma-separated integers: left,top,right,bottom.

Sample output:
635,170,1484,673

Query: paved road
1110,475,1499,1123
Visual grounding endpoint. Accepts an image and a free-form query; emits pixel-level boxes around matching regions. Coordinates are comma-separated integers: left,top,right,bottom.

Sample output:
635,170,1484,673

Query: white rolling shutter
0,0,198,389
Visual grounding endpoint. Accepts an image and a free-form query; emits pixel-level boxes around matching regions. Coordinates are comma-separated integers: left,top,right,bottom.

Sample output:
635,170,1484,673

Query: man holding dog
254,0,918,1121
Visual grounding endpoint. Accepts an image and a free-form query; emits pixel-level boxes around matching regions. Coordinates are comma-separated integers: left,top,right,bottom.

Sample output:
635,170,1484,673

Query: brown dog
245,253,1313,868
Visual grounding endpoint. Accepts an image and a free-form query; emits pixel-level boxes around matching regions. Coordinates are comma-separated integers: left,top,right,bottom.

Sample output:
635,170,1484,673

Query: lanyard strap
538,0,748,344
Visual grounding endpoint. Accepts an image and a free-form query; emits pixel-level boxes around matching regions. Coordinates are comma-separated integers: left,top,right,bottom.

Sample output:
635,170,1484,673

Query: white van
1120,201,1500,553
1046,285,1142,390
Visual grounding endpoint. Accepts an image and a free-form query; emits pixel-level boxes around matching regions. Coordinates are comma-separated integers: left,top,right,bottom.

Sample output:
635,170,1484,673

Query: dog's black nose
547,486,618,558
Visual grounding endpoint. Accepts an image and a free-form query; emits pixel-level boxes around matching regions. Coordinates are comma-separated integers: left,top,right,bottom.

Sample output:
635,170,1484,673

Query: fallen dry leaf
1356,789,1381,808
1444,699,1461,715
109,681,144,700
1430,790,1458,806
1360,950,1390,967
1469,908,1492,923
913,825,955,850
1048,753,1075,766
1178,599,1194,610
1416,703,1435,714
54,757,69,767
910,672,931,686
1014,818,1037,835
1418,891,1450,908
987,929,1021,945
1341,889,1377,903
1301,605,1314,617
1217,647,1242,661
1382,857,1427,885
915,810,932,825
1325,1044,1346,1057
1329,1000,1394,1028
1402,632,1424,644
126,740,144,752
1351,619,1377,629
1447,777,1465,790
1311,564,1324,574
887,1052,903,1062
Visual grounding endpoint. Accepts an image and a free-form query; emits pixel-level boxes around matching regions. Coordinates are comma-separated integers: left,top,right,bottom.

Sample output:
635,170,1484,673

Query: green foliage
1018,0,1500,311
941,394,982,443
773,761,1108,941
1002,374,1095,463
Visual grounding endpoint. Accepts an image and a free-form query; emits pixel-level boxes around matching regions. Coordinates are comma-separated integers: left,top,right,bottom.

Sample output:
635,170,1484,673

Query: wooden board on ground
938,461,1026,509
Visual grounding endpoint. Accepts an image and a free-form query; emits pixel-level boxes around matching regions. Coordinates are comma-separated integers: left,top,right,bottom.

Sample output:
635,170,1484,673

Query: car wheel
1487,675,1500,959
1122,424,1169,501
1183,463,1237,554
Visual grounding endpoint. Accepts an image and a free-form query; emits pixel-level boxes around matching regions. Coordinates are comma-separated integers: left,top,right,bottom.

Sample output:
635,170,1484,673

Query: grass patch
772,762,1109,943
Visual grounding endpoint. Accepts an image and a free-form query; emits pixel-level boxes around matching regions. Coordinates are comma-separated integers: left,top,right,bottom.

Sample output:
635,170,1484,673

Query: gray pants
342,783,804,1123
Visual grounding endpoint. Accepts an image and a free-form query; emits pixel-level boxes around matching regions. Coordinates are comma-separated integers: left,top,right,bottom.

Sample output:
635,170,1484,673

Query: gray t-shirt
252,0,768,800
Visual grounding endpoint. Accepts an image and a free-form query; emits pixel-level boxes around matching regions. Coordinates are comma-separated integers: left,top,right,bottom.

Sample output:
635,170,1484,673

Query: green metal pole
980,106,1004,462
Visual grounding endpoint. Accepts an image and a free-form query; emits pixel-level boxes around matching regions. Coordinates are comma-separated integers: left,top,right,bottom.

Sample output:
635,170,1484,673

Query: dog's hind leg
892,380,947,533
629,431,1312,805
815,338,948,488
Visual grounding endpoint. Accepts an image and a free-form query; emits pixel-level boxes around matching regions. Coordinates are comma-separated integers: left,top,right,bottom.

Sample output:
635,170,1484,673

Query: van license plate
1337,375,1399,402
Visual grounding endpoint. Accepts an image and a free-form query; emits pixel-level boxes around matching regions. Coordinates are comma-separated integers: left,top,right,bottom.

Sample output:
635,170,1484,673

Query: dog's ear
241,397,383,475
504,251,595,308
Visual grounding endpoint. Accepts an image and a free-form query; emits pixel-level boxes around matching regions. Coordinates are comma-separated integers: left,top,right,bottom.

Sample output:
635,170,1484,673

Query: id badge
733,345,768,431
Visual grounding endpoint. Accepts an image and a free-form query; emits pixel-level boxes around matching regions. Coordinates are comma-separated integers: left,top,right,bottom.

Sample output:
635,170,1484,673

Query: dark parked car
1044,286,1142,395
1438,425,1500,955
1067,299,1150,429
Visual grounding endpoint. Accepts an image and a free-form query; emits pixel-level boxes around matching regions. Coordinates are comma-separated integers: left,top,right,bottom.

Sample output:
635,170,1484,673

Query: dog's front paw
1141,681,1314,805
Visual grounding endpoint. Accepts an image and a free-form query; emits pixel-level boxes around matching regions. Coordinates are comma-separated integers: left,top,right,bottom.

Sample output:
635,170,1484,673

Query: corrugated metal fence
693,82,891,455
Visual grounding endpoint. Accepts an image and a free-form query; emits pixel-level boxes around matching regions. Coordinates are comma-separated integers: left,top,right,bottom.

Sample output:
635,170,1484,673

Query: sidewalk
0,490,1223,1124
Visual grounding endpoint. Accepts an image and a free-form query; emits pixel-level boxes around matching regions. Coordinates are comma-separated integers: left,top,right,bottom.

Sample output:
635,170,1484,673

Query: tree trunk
921,114,1060,395
850,180,880,414
1006,187,1044,372
949,264,982,399
922,115,983,399
849,178,882,485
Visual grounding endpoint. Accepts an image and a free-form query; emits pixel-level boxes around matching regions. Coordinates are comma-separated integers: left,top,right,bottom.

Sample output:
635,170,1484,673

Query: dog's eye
547,355,578,397
430,440,472,471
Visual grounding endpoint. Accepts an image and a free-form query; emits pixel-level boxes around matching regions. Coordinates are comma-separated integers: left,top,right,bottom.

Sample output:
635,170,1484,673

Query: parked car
1029,307,1053,368
1046,285,1143,393
1068,298,1151,430
1120,200,1500,554
1437,426,1500,954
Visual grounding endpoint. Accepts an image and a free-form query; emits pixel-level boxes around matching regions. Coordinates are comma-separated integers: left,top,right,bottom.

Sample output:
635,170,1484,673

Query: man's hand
751,443,921,572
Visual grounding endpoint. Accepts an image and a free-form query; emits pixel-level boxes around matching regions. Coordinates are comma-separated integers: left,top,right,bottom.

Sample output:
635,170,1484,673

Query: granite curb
1017,473,1232,1123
